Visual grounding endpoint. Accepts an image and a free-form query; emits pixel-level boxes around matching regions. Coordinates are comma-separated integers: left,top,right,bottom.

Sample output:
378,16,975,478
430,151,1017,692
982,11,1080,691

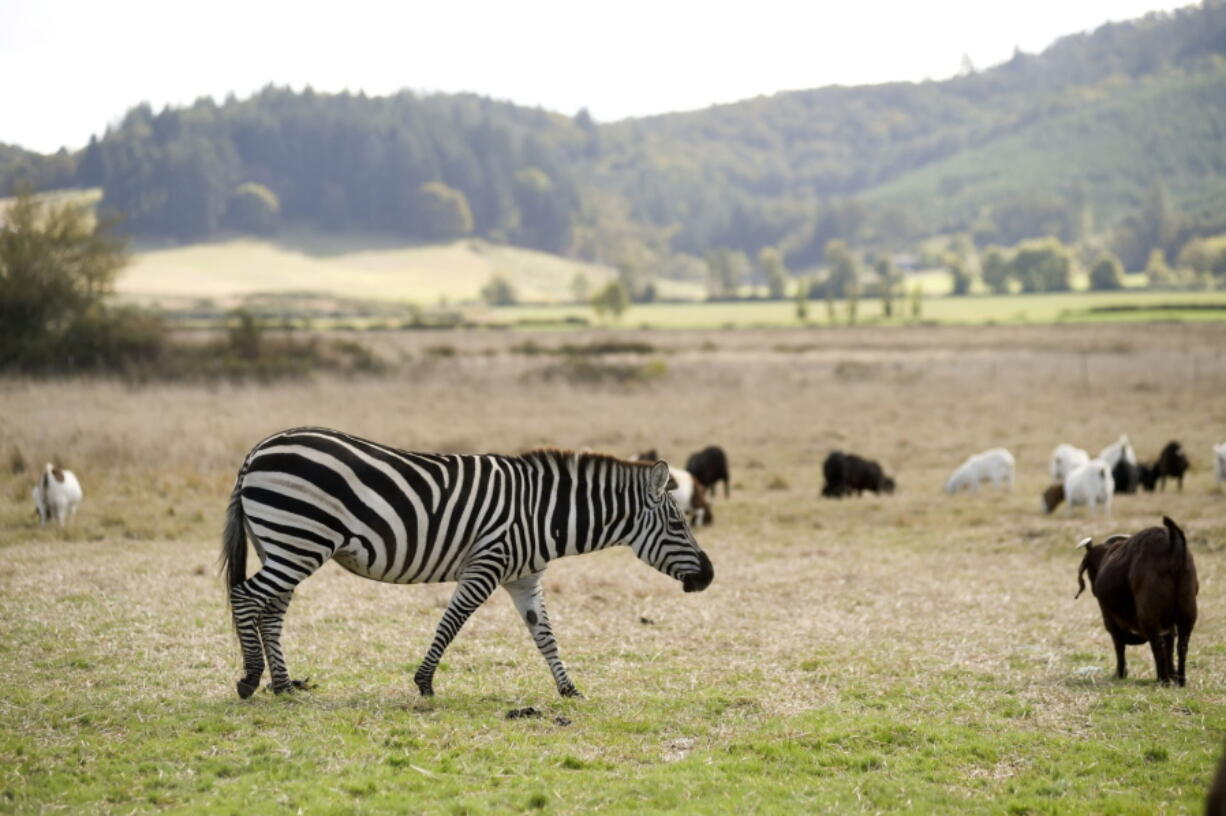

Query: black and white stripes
221,427,713,698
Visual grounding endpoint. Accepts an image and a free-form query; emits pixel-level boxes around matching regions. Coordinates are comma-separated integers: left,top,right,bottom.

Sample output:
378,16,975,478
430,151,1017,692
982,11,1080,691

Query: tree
416,181,474,241
1146,248,1175,288
909,285,923,319
823,239,858,298
591,280,630,321
705,249,748,299
1011,238,1072,293
480,274,518,306
795,277,809,322
947,255,971,296
570,271,590,304
757,246,788,300
1089,254,1125,291
228,182,280,234
980,246,1012,294
875,257,898,317
0,188,130,369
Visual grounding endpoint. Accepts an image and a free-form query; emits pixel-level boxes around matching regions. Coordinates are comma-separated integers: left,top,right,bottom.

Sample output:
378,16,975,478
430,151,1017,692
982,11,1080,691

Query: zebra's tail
220,479,248,592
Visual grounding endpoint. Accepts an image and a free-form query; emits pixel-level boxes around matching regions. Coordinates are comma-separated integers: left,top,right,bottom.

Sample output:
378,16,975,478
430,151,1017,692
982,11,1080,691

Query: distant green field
120,233,704,308
499,289,1226,329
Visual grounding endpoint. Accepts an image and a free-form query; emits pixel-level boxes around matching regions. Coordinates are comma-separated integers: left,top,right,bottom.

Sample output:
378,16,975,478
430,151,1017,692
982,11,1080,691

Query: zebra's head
631,461,714,593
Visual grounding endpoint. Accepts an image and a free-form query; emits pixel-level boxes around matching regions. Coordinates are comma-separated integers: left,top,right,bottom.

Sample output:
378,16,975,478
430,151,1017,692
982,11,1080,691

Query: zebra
220,427,714,699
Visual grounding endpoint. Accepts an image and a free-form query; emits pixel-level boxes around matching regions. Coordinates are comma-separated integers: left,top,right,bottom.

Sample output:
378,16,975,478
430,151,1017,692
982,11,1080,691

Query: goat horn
1102,534,1128,545
1075,537,1093,550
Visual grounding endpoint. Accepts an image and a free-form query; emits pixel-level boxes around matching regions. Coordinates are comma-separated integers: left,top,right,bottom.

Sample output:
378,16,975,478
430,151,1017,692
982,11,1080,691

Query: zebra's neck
516,450,649,559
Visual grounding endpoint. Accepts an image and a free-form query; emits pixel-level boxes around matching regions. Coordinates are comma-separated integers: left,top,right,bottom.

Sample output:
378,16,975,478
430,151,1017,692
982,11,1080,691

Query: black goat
1075,516,1198,686
822,450,895,498
1154,441,1190,491
1112,459,1141,494
686,446,730,498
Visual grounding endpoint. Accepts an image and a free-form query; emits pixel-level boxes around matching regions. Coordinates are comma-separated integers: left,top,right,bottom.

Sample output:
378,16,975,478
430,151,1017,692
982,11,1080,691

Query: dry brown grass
2,322,1226,812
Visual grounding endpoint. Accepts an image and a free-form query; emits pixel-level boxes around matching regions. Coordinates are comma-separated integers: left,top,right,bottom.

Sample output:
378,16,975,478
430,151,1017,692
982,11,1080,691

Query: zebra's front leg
414,562,502,697
502,573,581,698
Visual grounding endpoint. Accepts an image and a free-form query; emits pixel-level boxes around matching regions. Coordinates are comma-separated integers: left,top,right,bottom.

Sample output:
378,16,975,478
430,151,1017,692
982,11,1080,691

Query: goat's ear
649,461,671,501
1075,537,1093,550
1075,564,1088,599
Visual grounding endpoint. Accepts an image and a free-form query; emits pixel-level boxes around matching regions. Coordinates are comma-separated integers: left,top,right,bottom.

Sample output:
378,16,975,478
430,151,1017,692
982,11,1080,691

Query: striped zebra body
221,427,713,699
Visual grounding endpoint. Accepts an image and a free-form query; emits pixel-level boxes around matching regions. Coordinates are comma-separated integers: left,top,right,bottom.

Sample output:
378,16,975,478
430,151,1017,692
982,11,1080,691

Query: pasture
2,323,1226,813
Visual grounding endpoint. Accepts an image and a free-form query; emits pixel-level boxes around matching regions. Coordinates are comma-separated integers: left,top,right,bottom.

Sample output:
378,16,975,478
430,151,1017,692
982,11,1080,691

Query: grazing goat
822,451,895,498
32,463,83,527
1056,460,1114,516
1050,444,1090,482
1097,435,1137,469
1075,516,1198,686
945,448,1014,494
1112,458,1141,494
1152,441,1190,491
668,467,713,527
1216,442,1226,486
1137,463,1159,493
629,451,712,525
1040,483,1065,513
686,446,730,498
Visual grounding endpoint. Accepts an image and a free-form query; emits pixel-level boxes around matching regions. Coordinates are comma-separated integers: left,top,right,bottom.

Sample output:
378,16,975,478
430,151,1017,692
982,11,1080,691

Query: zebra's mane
518,448,657,474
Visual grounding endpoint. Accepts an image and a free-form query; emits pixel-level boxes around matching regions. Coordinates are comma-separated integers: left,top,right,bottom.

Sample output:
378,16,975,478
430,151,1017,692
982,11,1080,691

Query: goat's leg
1110,630,1128,679
1176,623,1193,686
1148,636,1171,685
1162,632,1176,683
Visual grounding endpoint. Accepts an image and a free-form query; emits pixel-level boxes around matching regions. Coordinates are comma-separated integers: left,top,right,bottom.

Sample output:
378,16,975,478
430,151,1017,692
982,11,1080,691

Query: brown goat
1041,482,1065,513
1075,516,1198,686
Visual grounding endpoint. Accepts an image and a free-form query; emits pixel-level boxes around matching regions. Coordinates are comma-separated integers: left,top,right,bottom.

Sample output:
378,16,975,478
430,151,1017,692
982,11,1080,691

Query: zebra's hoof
414,676,435,697
236,678,259,699
559,685,584,698
271,677,315,695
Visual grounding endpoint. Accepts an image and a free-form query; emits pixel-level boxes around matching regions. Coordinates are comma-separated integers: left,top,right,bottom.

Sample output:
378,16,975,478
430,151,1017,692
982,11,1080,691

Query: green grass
498,289,1226,329
3,324,1226,813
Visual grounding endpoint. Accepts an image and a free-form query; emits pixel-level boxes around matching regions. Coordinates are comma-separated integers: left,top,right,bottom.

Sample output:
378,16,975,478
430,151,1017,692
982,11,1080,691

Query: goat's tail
220,478,248,592
1163,515,1187,562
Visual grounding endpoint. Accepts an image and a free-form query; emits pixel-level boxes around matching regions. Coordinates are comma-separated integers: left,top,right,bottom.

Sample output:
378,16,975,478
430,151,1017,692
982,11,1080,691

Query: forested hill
3,1,1225,270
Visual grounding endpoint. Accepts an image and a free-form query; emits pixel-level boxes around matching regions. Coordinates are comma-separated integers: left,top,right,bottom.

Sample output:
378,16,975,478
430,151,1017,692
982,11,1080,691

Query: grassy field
500,289,1226,329
119,233,704,309
3,323,1226,813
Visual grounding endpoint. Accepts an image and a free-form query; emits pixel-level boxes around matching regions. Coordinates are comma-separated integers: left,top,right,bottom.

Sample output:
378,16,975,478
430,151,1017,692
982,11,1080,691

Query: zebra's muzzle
682,550,714,593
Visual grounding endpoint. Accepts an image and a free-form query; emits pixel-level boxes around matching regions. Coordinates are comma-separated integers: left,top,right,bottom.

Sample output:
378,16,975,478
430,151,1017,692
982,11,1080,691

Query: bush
1089,254,1124,291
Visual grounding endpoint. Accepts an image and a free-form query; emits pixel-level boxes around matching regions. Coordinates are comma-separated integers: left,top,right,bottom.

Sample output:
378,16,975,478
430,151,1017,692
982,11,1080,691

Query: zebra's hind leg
229,582,269,698
414,560,503,697
502,573,581,698
258,590,314,695
231,565,318,698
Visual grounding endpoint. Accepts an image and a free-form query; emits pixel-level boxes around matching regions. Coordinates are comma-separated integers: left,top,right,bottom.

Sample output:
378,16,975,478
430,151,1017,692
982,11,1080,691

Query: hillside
3,2,1225,272
117,234,703,309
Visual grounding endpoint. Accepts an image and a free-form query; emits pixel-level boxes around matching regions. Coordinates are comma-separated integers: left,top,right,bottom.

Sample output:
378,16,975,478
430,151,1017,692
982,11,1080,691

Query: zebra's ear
649,461,671,501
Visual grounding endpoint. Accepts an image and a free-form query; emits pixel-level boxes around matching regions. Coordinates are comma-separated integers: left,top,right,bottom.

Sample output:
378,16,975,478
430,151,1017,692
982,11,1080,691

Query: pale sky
0,0,1191,154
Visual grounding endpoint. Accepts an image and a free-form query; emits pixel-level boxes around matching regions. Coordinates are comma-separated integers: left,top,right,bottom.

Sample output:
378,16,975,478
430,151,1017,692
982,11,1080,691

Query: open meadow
3,323,1226,813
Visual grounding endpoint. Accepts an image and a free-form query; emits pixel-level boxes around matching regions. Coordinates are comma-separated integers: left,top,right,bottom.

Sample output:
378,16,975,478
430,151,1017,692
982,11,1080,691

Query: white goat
1097,435,1137,469
32,463,83,527
1062,459,1114,516
945,448,1015,494
1214,442,1226,485
1049,443,1090,481
668,467,711,526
